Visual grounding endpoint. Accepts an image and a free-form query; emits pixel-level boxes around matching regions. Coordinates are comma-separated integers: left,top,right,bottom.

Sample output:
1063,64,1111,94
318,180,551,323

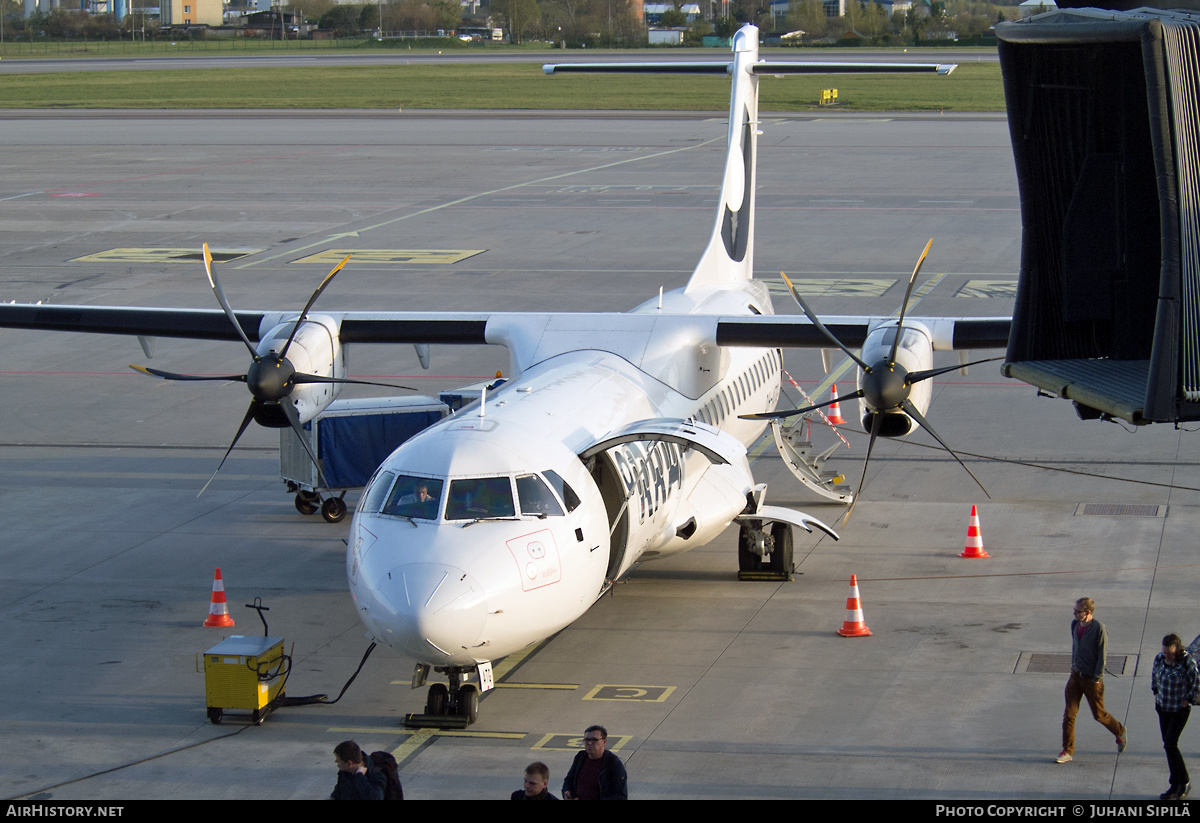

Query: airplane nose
374,563,488,662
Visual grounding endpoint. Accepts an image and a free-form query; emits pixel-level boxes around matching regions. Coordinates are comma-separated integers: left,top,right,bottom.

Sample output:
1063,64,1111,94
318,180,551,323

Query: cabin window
381,474,443,520
445,477,515,520
543,469,581,512
517,474,565,516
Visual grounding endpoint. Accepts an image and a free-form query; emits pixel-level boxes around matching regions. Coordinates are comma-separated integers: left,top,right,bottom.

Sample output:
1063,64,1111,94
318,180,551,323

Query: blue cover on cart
316,410,443,489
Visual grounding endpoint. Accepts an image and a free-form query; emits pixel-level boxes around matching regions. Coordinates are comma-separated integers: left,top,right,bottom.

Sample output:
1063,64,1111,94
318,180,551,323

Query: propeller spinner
132,244,415,495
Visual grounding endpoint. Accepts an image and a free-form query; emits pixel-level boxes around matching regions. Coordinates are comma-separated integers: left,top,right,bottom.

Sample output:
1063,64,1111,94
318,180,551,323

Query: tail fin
686,25,762,293
543,26,955,295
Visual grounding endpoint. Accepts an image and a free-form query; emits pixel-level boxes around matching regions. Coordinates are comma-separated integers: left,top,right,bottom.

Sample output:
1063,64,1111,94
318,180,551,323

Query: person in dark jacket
1152,633,1199,799
330,740,386,800
1057,598,1128,763
562,725,627,800
511,761,558,800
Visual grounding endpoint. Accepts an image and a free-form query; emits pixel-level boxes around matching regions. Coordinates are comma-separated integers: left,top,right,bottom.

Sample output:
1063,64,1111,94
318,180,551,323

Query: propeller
132,244,416,495
746,240,1000,523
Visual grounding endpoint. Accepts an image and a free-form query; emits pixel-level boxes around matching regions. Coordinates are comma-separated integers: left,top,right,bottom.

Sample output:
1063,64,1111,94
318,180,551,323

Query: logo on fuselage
609,441,683,524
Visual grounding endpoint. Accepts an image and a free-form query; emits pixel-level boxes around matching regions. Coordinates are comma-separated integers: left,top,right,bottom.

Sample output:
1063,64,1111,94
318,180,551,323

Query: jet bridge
996,7,1200,424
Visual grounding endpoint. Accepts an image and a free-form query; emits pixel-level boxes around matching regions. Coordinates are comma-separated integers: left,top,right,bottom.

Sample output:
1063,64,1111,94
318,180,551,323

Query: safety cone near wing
203,568,235,628
837,574,872,637
960,505,990,558
826,384,847,425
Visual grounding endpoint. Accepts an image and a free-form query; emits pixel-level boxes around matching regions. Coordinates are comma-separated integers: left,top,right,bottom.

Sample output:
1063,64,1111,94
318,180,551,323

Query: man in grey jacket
1057,598,1128,763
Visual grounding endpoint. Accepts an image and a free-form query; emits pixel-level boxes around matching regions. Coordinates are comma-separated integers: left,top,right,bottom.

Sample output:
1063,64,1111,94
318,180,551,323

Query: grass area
0,60,1003,111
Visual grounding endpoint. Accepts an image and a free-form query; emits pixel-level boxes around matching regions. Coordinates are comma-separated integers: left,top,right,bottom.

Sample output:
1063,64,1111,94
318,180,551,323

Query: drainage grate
1075,503,1164,517
1018,652,1134,675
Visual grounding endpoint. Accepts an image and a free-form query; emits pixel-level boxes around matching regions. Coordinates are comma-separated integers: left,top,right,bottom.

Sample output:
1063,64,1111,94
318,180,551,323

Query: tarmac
1,108,1197,801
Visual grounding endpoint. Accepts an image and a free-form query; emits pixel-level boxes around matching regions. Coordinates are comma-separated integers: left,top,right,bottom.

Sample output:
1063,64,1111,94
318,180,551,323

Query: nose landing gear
405,664,482,728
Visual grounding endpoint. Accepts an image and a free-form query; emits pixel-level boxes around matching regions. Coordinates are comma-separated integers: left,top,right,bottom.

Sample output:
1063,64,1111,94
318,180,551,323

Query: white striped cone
960,505,990,558
827,384,847,425
203,567,235,628
837,574,872,637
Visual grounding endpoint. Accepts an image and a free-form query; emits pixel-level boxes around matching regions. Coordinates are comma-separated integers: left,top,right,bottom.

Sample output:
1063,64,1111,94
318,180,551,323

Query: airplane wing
0,304,492,345
0,304,1009,353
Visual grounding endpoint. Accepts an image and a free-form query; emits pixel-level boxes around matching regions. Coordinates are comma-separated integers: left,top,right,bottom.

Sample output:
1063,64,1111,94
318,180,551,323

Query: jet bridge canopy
996,7,1200,423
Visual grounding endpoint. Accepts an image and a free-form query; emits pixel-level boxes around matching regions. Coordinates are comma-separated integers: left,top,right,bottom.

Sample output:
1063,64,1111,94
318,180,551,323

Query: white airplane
0,25,1010,724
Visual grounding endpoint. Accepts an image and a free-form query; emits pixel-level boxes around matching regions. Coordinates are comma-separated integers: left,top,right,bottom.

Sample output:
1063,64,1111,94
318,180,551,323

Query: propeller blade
779,272,873,373
842,411,883,525
130,364,246,383
291,373,416,392
203,243,259,359
888,238,933,364
740,389,864,421
281,399,328,491
905,356,1003,386
198,402,257,497
901,399,990,498
280,254,352,360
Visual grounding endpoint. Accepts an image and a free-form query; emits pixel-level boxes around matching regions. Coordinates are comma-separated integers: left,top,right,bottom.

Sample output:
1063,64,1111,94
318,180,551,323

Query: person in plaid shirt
1152,633,1199,800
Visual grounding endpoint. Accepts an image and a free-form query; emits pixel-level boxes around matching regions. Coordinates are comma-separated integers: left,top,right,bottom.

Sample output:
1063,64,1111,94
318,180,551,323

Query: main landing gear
737,520,793,581
406,664,480,728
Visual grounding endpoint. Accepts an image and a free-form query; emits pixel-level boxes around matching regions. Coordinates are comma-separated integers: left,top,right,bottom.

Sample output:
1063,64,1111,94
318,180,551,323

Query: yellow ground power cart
203,635,288,724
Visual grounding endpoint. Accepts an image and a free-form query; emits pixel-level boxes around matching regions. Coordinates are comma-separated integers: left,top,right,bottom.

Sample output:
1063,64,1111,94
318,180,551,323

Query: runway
1,108,1196,801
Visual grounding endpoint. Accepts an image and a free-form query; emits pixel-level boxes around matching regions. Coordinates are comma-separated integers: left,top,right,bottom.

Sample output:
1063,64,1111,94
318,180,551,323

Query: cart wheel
295,493,319,515
207,707,223,725
321,497,347,524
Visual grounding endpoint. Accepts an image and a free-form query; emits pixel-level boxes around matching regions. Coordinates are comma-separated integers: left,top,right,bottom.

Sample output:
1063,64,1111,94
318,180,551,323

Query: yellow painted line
292,249,486,266
495,682,578,690
70,247,261,264
328,726,527,740
583,684,676,703
236,137,723,268
767,278,894,298
533,732,632,752
956,279,1017,298
390,729,433,762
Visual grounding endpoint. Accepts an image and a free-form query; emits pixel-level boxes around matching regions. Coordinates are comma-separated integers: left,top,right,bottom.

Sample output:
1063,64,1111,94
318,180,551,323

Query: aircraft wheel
426,683,448,715
321,497,347,524
767,522,793,575
737,522,763,573
458,684,479,725
295,493,319,515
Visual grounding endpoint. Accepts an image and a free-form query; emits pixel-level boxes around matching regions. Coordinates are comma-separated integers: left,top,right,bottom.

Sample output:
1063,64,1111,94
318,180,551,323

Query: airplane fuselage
347,281,784,667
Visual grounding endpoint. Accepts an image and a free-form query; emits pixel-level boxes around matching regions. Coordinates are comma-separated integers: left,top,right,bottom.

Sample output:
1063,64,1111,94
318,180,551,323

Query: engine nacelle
255,314,344,426
856,320,934,437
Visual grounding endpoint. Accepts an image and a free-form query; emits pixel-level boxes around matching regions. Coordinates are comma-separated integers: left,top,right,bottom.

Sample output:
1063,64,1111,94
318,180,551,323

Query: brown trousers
1062,670,1125,755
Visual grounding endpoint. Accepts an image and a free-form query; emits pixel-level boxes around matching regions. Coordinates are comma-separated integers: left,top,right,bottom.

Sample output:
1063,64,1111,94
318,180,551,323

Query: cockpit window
517,474,565,517
358,470,395,514
381,475,443,520
543,469,581,512
445,477,515,520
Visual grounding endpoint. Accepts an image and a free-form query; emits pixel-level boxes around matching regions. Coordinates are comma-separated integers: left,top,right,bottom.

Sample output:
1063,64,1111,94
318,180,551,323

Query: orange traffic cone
837,574,872,637
826,384,847,425
960,505,990,558
203,568,235,628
